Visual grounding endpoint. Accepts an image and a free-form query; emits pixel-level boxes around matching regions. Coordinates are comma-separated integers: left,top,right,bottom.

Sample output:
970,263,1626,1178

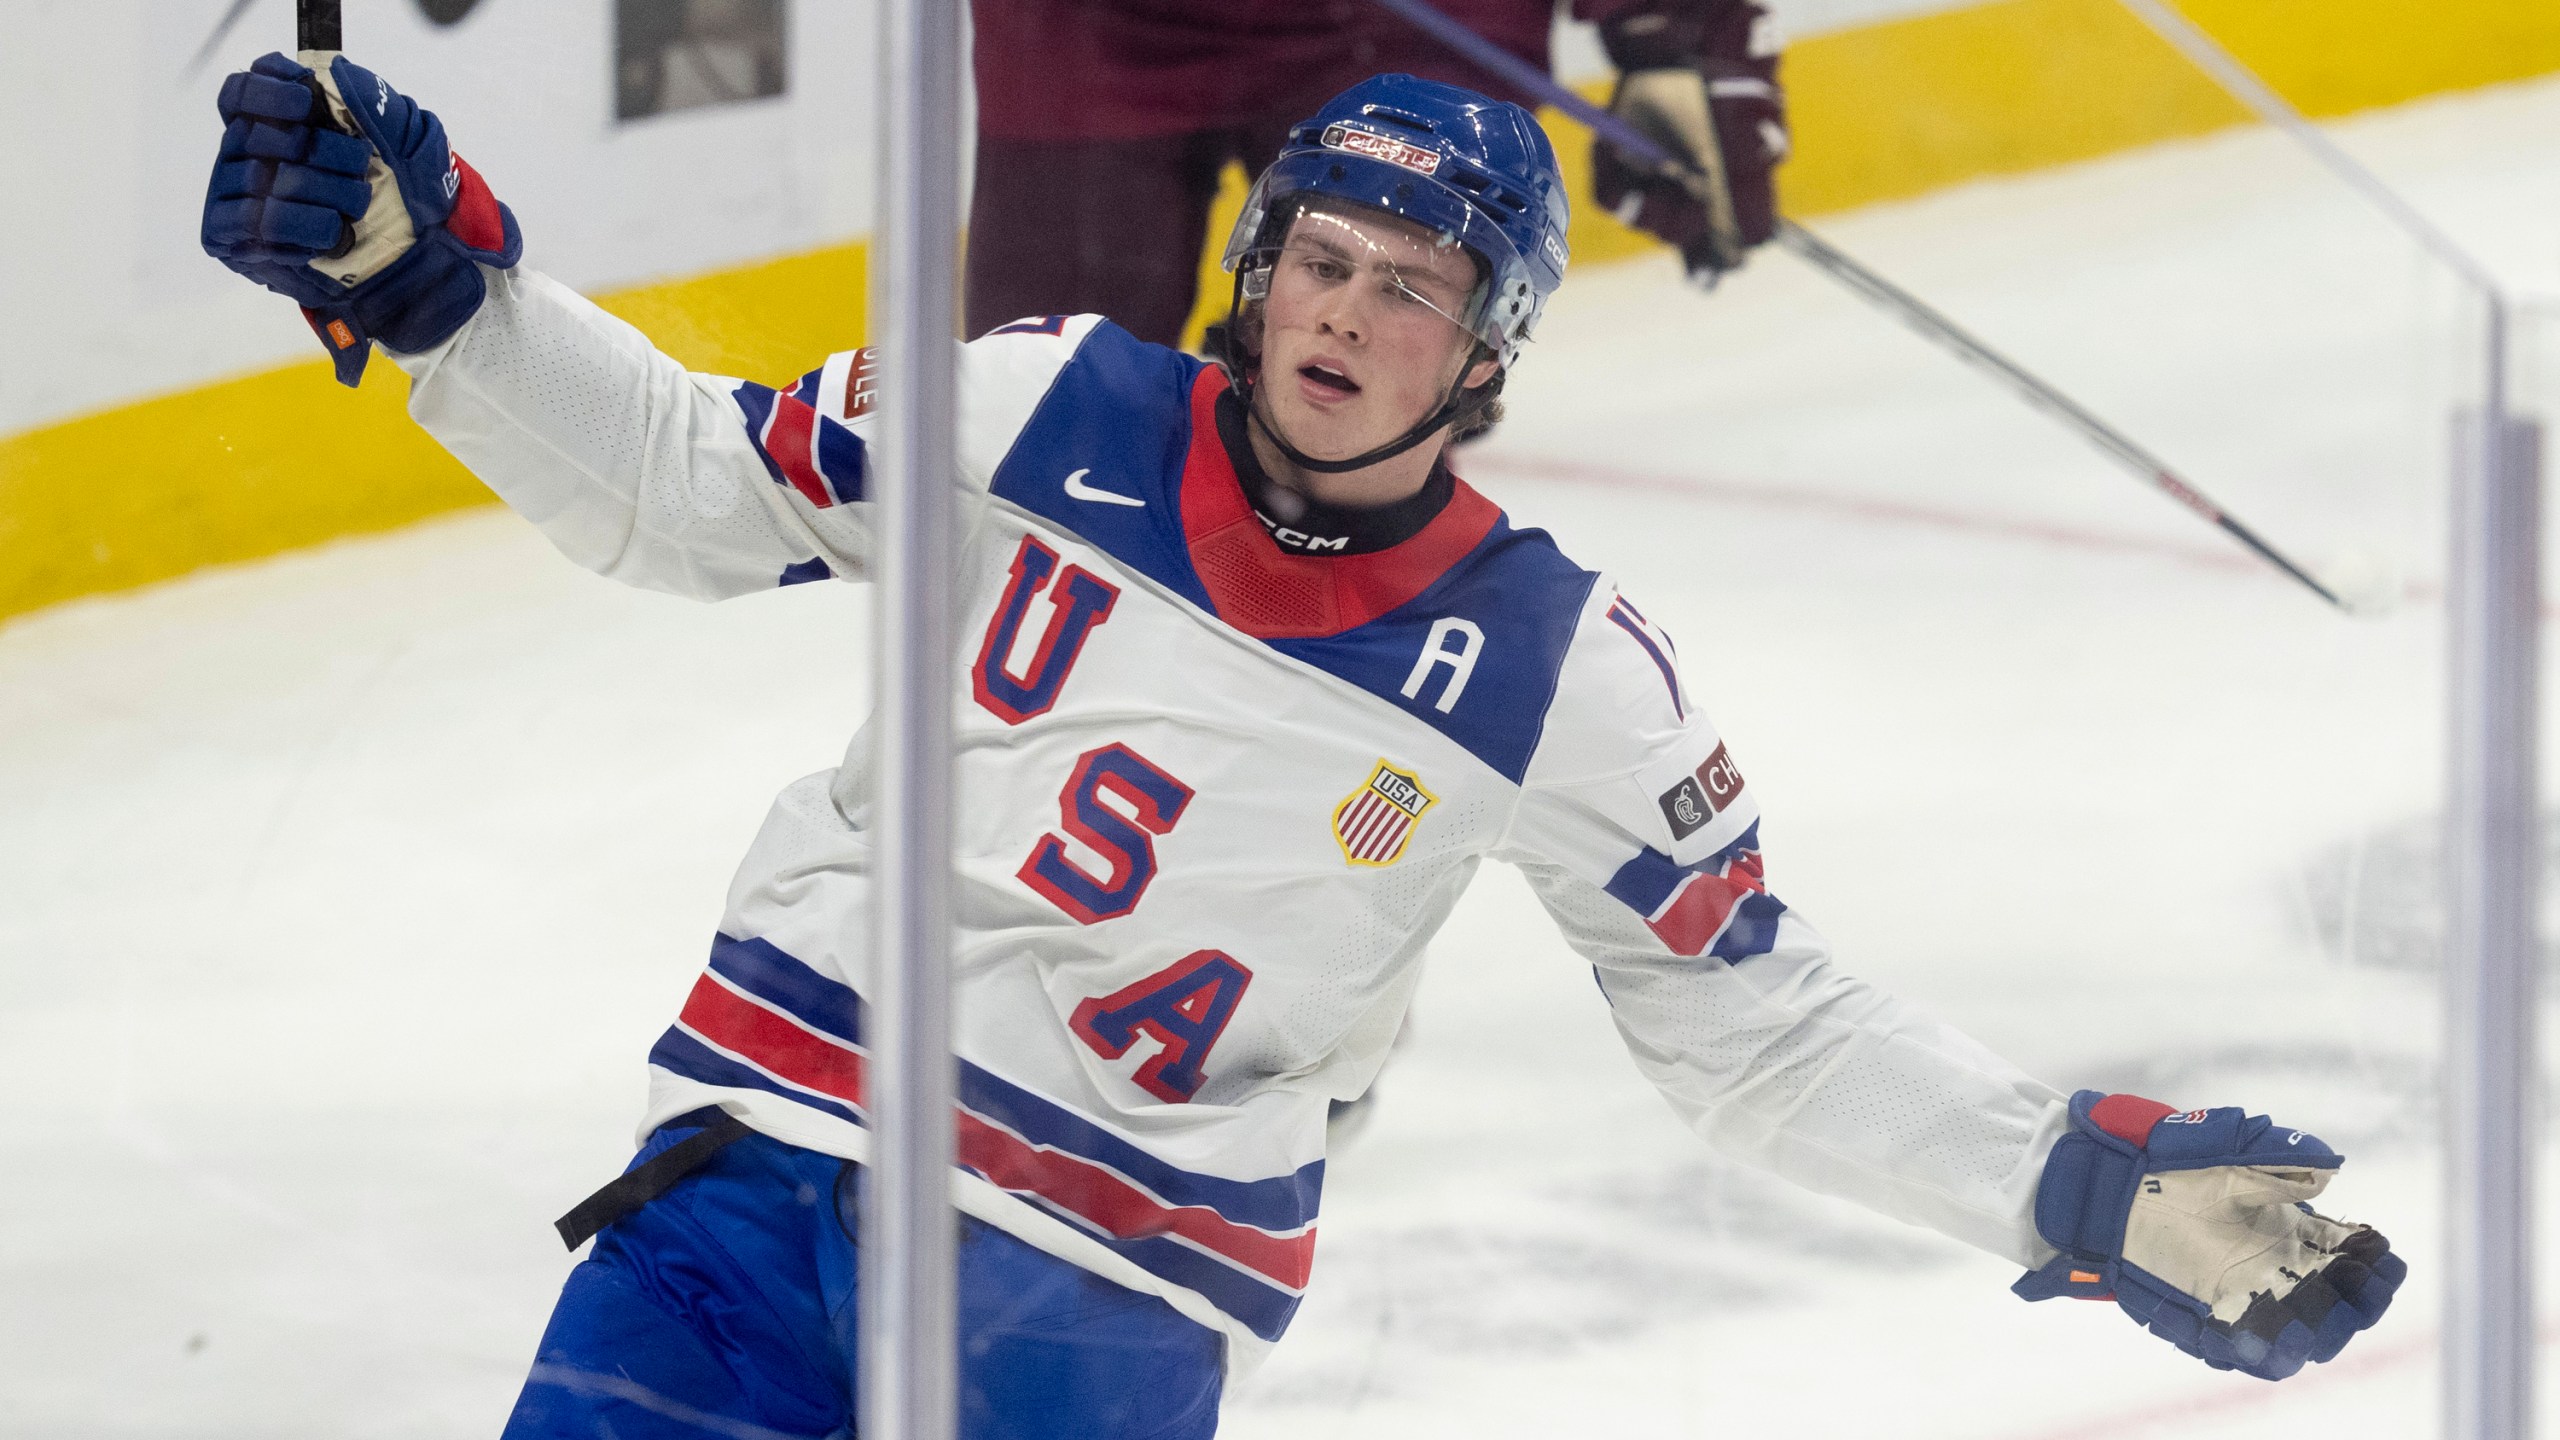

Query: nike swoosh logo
1062,468,1144,508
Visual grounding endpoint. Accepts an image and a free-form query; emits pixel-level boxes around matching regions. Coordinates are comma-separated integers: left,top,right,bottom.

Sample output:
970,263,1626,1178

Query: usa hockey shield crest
1333,761,1436,867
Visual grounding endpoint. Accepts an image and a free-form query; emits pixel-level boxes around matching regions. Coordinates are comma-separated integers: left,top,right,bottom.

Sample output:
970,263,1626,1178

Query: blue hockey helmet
1221,73,1571,370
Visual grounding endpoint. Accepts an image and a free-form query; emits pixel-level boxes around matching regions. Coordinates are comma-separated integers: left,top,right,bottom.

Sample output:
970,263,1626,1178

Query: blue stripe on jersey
1603,823,1788,961
1603,822,1762,915
778,557,832,586
708,934,864,1042
816,420,865,504
961,1049,1325,1234
651,1027,1305,1341
1713,891,1787,961
696,933,1325,1232
1606,601,1684,720
1269,519,1597,783
986,321,1215,612
732,380,867,506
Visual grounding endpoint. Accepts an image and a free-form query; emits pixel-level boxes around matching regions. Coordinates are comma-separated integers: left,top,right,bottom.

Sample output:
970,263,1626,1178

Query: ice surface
7,75,2560,1438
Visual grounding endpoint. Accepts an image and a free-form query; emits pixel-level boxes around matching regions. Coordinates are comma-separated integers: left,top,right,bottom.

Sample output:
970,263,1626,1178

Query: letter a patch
1333,760,1436,867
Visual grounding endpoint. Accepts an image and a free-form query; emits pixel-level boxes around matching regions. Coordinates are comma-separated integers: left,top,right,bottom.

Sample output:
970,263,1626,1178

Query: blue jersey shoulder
1272,519,1596,784
987,320,1215,612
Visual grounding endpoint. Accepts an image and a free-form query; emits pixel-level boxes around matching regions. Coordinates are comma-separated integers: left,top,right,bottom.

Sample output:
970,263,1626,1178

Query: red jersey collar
1177,369,1501,640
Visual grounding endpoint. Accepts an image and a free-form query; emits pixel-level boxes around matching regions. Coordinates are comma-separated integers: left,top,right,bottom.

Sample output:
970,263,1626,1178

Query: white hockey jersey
394,271,2068,1364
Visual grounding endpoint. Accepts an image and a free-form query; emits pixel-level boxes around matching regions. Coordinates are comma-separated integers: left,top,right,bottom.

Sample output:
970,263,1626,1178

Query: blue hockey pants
501,1115,1226,1439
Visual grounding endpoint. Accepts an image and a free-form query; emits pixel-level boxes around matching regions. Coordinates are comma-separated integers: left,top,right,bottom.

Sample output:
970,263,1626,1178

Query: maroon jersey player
966,0,1791,344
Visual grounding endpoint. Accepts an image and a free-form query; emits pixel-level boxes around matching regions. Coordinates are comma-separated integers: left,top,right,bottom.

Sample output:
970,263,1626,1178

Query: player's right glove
2014,1090,2405,1381
1592,0,1788,287
202,52,521,387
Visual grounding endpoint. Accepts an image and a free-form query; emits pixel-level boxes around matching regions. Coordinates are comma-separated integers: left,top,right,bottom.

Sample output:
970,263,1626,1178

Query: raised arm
199,50,1096,602
392,269,879,599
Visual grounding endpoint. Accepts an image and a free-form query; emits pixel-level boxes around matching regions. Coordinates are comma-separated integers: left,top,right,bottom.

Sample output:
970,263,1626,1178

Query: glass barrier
1,2,2549,1437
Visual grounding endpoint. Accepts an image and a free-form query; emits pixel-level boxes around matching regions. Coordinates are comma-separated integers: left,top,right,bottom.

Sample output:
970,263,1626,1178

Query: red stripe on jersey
675,973,1314,1290
680,972,869,1108
953,1109,1315,1291
762,393,834,509
1644,855,1771,958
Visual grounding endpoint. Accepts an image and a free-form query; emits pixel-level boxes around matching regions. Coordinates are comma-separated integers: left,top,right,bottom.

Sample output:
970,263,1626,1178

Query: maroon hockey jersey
972,0,1653,141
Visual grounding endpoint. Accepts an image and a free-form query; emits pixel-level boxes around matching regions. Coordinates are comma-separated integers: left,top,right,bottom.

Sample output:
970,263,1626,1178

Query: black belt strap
554,1110,754,1251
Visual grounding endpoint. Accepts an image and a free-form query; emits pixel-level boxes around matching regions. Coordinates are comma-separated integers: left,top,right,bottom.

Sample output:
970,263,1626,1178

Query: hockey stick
184,0,264,78
1362,0,2348,611
299,0,342,52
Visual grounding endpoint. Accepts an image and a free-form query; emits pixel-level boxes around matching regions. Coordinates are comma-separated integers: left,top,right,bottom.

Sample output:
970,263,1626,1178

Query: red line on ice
1482,452,2560,617
2002,1320,2560,1440
1469,453,2263,575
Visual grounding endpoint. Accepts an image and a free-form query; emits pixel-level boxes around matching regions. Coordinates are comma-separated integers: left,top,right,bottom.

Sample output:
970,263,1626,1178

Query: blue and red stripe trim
1605,596,1685,719
648,934,1321,1339
1602,825,1786,960
734,381,867,508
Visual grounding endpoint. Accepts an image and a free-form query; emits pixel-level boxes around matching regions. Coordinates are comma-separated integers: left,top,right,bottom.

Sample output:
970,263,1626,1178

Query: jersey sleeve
389,268,1087,600
1499,583,2067,1266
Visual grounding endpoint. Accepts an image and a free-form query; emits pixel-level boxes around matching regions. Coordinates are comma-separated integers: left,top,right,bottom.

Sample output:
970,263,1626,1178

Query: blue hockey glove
202,52,521,386
2015,1091,2404,1381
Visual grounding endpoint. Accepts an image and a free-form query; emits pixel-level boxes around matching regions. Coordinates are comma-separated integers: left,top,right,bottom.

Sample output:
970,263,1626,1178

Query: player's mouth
1298,362,1361,396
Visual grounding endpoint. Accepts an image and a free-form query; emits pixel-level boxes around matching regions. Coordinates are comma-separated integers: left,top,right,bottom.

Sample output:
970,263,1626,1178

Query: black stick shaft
1361,0,2347,612
299,0,342,51
1772,223,2346,609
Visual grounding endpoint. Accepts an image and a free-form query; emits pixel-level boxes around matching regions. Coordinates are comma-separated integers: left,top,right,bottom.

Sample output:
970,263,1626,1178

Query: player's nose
1314,292,1366,346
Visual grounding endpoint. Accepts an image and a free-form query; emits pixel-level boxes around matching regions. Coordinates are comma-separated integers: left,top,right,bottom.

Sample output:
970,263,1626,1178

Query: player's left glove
2014,1090,2405,1381
201,52,521,387
1592,0,1788,288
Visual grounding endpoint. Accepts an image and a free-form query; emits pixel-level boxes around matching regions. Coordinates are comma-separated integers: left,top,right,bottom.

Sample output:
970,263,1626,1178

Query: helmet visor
1229,196,1495,360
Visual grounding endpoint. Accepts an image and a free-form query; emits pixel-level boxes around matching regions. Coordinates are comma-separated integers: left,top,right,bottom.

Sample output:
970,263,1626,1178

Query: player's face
1253,204,1502,465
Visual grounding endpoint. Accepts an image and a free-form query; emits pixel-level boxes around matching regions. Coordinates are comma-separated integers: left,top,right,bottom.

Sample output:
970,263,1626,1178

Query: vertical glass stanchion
2445,299,2541,1440
2107,11,2537,1432
864,0,963,1436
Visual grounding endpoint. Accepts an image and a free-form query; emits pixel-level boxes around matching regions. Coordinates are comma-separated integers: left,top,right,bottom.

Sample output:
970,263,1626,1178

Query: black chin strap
1214,267,1501,476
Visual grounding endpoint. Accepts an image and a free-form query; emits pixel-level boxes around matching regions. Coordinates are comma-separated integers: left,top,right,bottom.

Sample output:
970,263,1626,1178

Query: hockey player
201,53,2400,1440
966,0,1789,344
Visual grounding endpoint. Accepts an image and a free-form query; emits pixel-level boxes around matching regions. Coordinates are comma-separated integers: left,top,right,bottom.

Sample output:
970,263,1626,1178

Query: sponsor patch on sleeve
842,348,879,420
1637,736,1754,862
818,347,881,424
1658,775,1712,841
